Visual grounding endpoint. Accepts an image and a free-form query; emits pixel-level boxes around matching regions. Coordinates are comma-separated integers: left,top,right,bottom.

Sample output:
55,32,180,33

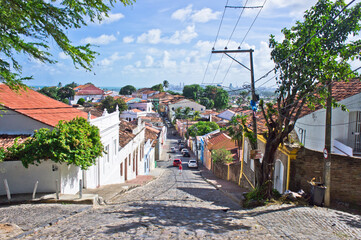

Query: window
201,108,204,111
129,154,131,165
172,107,174,110
243,143,248,163
250,159,254,171
105,145,110,162
192,108,194,110
114,139,117,155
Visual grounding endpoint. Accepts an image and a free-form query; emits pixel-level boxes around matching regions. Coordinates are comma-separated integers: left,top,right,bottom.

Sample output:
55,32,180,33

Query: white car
170,147,176,153
188,160,198,168
181,148,189,154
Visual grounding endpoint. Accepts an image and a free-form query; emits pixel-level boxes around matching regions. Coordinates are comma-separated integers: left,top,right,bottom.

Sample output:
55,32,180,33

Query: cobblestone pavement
1,133,361,239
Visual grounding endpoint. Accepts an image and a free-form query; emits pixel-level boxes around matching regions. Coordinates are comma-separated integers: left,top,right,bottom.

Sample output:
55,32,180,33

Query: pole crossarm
212,49,254,54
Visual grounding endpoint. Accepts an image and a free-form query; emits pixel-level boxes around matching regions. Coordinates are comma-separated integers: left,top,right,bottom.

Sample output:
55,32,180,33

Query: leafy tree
187,121,219,137
204,85,218,100
38,87,58,100
77,98,86,105
167,90,179,95
183,84,203,100
0,0,134,89
58,86,75,100
259,0,361,198
119,85,136,95
65,82,78,89
214,88,229,110
193,111,201,121
212,148,233,164
163,80,169,90
57,82,63,88
8,117,103,170
200,97,214,109
151,84,164,92
0,147,5,162
236,91,249,107
62,98,70,105
100,96,127,113
174,107,183,119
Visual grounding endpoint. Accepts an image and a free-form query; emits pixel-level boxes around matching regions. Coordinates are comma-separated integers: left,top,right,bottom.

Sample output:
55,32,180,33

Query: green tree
77,98,86,105
38,87,58,100
183,84,203,100
259,0,361,198
163,80,169,90
166,90,179,95
119,85,136,95
151,84,164,92
204,85,218,100
65,82,78,89
58,87,75,101
200,97,214,109
214,88,229,110
100,96,127,113
0,0,134,89
192,111,201,121
187,121,219,137
212,148,233,164
8,117,103,170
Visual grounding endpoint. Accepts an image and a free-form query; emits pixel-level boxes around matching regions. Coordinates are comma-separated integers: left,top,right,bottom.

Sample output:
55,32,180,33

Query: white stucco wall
128,102,153,112
169,100,206,112
295,93,361,153
0,109,51,134
0,160,82,195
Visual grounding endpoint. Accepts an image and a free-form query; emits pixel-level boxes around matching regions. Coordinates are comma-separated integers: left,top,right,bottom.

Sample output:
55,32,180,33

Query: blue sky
21,0,356,89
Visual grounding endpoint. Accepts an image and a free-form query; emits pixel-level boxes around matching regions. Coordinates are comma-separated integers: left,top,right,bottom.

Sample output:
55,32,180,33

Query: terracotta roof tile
0,134,30,149
118,120,137,147
74,84,104,95
207,132,237,150
0,84,91,127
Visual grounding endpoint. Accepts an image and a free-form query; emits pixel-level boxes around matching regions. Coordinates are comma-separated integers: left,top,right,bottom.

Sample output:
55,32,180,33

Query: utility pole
324,81,332,207
212,49,257,147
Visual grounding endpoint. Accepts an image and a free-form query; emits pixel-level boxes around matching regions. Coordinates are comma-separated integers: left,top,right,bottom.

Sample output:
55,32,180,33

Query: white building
119,109,147,121
295,80,361,157
168,99,206,112
128,102,153,113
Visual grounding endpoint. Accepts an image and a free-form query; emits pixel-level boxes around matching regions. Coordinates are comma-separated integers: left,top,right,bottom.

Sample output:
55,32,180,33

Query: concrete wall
0,109,50,134
0,161,80,195
169,100,206,112
290,148,361,207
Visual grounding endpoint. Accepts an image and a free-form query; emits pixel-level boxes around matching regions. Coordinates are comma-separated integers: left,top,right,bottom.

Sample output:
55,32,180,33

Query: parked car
170,147,176,153
181,148,189,154
188,160,198,168
173,159,182,167
183,152,190,157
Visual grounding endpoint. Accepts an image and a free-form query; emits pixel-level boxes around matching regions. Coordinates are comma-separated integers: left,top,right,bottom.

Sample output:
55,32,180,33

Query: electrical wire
201,0,229,85
254,0,356,84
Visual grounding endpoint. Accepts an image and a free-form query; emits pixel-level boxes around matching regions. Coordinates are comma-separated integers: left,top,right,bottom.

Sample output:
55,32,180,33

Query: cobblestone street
1,136,361,239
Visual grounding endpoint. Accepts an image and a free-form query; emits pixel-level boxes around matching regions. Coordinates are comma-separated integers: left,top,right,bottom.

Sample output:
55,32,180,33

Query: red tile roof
207,132,237,150
0,84,91,127
74,84,104,96
0,134,30,149
118,120,137,147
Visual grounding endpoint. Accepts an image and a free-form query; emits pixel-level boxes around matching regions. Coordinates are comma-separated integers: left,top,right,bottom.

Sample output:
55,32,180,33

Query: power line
221,0,267,85
201,0,229,84
254,0,356,84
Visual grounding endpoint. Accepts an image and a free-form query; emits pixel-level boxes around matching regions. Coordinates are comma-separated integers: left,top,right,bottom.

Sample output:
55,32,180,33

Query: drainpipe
286,155,291,190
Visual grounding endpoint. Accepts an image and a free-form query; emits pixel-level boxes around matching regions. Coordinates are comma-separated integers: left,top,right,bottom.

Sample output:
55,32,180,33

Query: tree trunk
262,139,280,199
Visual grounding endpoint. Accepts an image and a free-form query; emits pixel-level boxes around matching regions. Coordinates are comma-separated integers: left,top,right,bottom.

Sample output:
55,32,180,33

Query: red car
173,159,182,167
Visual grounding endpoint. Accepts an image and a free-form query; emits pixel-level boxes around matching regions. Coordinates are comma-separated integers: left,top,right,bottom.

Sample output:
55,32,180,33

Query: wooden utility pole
212,49,258,146
324,81,332,207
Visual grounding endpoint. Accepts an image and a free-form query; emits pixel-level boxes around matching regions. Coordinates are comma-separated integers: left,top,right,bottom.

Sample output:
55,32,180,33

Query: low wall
290,148,361,207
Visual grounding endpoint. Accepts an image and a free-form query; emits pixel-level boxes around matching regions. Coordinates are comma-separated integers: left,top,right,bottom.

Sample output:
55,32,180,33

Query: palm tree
163,80,169,91
192,111,201,121
227,115,246,162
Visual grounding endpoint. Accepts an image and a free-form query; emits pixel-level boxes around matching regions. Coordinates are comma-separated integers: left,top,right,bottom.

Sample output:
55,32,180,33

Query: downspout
239,131,245,185
227,164,230,181
286,155,291,190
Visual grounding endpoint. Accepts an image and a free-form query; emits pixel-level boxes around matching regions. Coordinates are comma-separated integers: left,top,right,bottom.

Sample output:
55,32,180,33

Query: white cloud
171,5,220,23
135,61,142,68
171,4,193,21
99,12,125,24
99,52,134,66
191,8,221,23
137,29,162,44
58,52,70,60
137,26,198,45
82,34,117,45
145,55,154,67
162,51,176,68
123,36,134,43
166,25,198,44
